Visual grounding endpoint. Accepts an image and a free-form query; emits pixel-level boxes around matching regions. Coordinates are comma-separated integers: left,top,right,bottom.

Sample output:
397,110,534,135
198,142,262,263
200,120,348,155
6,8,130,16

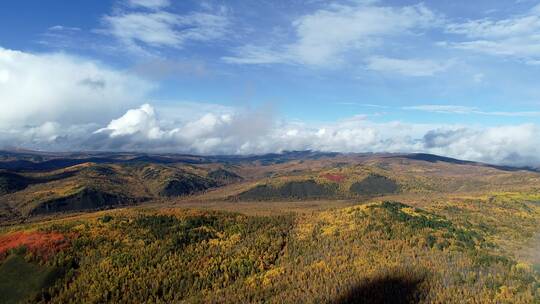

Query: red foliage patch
322,173,346,183
0,231,70,260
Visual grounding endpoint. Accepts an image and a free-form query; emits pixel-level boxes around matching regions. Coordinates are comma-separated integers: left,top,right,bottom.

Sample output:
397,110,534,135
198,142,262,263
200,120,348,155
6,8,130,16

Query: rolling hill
0,155,245,222
1,150,540,303
1,150,539,222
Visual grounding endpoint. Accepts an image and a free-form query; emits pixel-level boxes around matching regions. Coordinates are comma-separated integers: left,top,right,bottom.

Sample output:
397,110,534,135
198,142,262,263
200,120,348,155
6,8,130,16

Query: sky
1,0,540,166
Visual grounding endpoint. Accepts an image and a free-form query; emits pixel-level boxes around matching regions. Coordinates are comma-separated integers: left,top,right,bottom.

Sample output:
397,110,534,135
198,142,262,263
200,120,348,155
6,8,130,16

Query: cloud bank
4,100,536,167
88,104,540,167
1,46,539,167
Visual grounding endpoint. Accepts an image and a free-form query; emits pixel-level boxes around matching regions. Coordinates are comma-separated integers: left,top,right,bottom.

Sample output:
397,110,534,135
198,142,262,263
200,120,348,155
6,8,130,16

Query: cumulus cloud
86,103,275,154
1,46,539,166
86,105,422,154
95,104,162,138
2,95,540,166
0,47,153,129
224,2,439,66
78,103,540,167
444,4,540,64
100,1,229,54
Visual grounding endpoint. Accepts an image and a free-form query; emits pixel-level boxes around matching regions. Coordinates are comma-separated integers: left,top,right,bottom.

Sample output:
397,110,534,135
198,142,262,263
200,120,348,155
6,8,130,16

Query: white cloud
445,5,540,63
101,2,229,54
0,122,98,151
224,2,440,66
2,97,540,166
95,104,162,139
88,103,275,154
129,0,170,10
423,125,540,167
365,56,453,76
89,105,420,154
48,25,81,31
81,103,540,167
0,47,153,129
103,12,182,49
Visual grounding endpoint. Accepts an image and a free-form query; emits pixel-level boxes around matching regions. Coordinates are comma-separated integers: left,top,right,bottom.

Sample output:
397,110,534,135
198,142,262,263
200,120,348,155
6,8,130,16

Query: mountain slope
0,161,243,220
2,193,540,303
1,151,539,221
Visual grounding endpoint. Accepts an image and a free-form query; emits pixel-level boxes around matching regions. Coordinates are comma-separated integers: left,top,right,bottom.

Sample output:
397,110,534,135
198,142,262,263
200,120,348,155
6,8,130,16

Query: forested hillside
1,192,540,303
1,151,540,303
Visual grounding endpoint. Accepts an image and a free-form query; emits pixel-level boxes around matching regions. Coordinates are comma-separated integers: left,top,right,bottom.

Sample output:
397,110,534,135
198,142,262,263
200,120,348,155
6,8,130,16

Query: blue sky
1,0,540,165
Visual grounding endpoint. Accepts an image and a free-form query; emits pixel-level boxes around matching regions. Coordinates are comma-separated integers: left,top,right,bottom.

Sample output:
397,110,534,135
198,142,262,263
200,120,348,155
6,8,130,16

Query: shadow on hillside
333,275,425,304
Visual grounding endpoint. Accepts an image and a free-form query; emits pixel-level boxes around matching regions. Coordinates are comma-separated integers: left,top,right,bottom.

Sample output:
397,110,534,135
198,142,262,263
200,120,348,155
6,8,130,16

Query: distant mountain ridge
1,150,539,223
2,149,532,171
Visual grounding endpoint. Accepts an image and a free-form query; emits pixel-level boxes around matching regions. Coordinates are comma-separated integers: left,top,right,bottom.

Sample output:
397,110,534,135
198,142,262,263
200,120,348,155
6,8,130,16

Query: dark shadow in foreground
333,275,426,304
